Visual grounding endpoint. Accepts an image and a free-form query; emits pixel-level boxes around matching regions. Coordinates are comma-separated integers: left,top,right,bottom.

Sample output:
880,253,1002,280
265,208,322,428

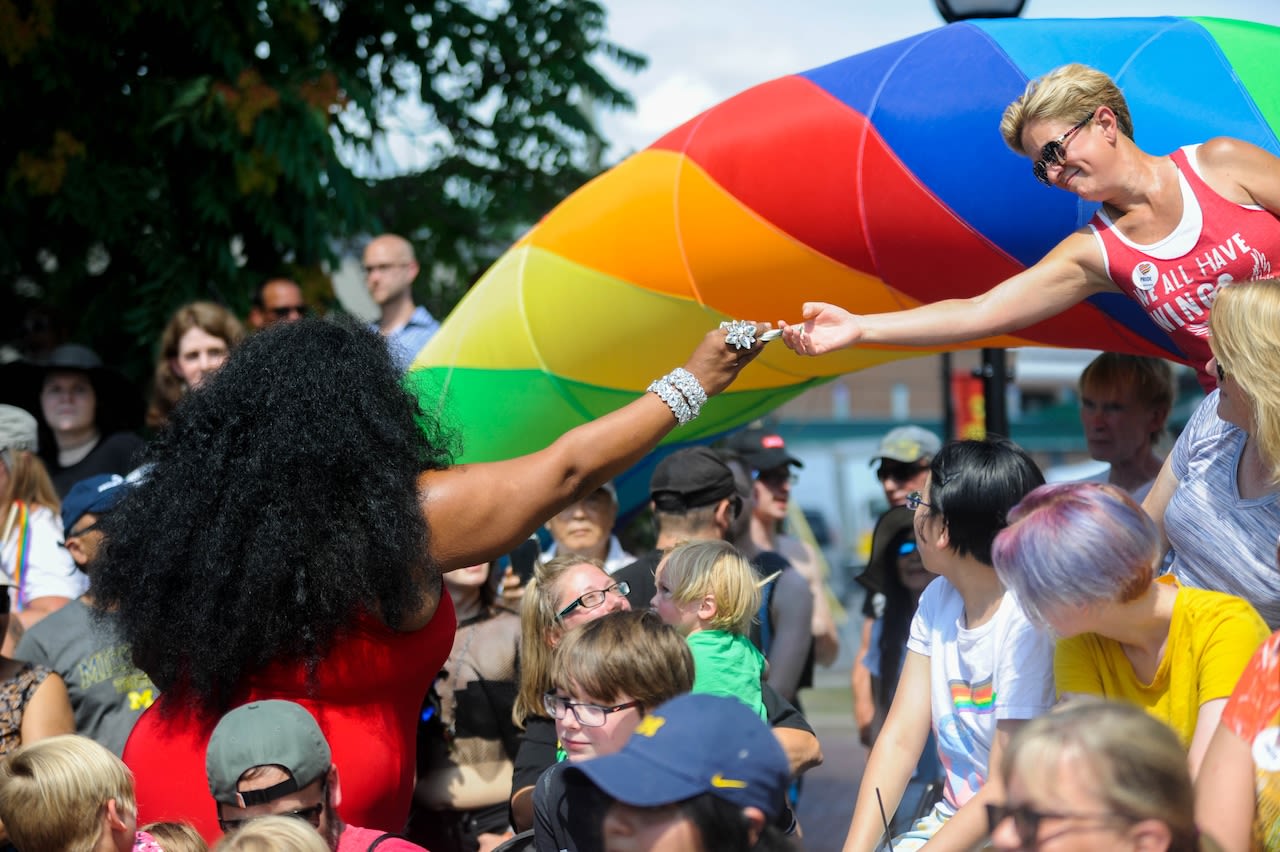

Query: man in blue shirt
362,233,440,371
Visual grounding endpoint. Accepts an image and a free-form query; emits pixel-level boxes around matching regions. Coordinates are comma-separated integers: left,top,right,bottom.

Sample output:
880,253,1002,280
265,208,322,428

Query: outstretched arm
782,232,1115,355
421,326,769,572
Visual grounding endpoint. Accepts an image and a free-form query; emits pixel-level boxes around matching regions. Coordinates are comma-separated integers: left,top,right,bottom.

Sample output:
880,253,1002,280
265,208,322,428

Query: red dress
123,594,456,842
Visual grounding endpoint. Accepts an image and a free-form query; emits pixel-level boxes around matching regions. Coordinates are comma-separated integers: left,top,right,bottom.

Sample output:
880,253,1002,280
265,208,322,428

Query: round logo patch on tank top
1252,726,1280,773
1131,262,1158,291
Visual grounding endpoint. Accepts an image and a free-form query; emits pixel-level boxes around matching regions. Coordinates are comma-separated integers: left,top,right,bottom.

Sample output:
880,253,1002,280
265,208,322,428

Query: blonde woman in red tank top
779,62,1280,393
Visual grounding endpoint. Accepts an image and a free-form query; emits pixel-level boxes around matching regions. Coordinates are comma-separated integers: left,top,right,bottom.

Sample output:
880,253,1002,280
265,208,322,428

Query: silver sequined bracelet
666,367,708,412
647,377,695,425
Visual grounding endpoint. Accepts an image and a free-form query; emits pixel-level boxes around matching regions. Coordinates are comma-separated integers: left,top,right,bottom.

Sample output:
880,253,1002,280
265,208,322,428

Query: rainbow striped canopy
408,16,1280,465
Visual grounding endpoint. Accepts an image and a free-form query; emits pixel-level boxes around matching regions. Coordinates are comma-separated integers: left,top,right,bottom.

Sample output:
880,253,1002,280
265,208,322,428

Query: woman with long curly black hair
91,316,764,842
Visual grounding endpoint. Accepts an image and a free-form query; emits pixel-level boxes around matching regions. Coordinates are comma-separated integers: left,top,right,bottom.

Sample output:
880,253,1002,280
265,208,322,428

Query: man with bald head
362,234,440,371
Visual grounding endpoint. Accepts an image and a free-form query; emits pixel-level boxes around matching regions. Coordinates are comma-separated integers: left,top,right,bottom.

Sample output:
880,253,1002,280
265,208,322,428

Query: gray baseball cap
0,405,38,454
872,426,942,465
206,700,331,807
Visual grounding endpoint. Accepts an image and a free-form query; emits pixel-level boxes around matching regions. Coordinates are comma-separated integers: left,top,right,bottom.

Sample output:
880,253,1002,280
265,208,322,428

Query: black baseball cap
723,427,803,472
649,447,737,512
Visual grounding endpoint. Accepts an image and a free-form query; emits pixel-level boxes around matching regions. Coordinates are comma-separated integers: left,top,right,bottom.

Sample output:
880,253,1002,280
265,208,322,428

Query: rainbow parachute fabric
408,16,1280,465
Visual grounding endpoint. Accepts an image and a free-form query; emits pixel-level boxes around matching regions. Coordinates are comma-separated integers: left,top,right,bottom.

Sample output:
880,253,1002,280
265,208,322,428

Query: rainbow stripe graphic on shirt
950,677,995,714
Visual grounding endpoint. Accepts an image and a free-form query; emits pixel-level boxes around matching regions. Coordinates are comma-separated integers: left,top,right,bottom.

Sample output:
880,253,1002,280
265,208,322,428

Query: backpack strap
368,833,407,850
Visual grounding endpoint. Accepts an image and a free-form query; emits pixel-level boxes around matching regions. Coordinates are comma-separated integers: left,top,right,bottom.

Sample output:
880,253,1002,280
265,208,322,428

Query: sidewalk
792,595,868,850
794,684,863,850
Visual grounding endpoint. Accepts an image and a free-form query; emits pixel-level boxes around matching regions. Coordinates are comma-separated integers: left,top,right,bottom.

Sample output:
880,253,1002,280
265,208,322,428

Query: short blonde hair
1211,280,1280,482
1003,700,1199,852
142,821,209,852
0,734,137,852
1079,353,1175,443
1000,63,1133,155
659,540,759,634
212,816,329,852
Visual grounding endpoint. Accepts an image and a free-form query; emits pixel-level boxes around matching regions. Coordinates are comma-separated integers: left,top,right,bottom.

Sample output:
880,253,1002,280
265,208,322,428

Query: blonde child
141,822,209,852
651,539,768,718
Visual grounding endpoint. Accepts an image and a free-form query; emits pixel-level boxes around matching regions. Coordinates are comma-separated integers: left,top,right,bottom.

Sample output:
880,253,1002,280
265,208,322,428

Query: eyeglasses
754,468,797,487
268,305,310,319
58,522,99,550
876,461,928,483
905,491,933,511
69,520,102,538
1032,110,1096,186
362,262,412,276
986,802,1120,848
543,693,642,727
218,786,327,833
897,541,917,556
1215,360,1227,383
556,581,629,620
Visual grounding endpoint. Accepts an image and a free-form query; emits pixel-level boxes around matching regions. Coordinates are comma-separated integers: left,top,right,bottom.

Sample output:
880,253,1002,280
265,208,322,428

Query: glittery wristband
666,367,708,414
647,377,695,425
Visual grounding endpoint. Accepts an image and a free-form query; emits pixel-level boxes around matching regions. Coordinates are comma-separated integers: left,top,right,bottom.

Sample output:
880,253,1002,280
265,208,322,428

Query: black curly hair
91,316,457,714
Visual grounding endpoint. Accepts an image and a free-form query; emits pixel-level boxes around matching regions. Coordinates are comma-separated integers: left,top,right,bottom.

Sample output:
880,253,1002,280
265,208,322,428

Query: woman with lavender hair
991,481,1268,775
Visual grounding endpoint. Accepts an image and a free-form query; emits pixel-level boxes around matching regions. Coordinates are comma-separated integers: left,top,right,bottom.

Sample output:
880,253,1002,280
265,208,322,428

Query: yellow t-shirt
1054,575,1269,744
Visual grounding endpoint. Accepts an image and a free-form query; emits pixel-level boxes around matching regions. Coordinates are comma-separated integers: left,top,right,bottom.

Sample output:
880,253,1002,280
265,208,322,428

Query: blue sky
596,0,1280,159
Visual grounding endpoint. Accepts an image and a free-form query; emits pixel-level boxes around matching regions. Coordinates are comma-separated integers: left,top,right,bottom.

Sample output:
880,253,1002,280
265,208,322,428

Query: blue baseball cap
61,474,132,533
567,693,790,818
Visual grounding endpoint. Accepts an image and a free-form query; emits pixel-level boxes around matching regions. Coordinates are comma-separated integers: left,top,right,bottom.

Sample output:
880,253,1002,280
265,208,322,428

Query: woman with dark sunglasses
780,62,1280,393
990,700,1210,852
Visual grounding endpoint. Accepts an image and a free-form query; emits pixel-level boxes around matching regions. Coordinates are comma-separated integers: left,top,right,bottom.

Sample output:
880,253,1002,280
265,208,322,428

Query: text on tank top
1088,144,1280,375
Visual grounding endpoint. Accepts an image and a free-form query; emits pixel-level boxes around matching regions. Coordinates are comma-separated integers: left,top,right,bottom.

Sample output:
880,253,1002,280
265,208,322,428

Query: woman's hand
683,321,773,397
498,566,527,609
780,302,862,355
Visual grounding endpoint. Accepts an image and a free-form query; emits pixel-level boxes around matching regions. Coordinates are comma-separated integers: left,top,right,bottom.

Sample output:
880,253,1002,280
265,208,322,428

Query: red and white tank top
1089,145,1280,389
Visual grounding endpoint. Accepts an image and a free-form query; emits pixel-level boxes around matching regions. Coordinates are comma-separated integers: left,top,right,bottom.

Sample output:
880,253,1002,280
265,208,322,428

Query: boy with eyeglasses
206,700,426,851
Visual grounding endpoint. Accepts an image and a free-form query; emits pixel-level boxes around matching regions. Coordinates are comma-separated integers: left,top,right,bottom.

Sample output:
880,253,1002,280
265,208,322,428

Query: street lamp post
934,0,1026,23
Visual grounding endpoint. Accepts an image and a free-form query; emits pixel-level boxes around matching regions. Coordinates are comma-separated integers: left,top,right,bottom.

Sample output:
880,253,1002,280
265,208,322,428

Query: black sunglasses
1215,360,1226,383
986,802,1117,847
876,461,928,483
1032,110,1096,186
269,305,310,319
218,788,326,834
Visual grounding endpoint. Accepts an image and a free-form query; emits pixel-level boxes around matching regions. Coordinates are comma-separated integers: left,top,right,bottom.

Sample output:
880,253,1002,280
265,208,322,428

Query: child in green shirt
651,539,768,719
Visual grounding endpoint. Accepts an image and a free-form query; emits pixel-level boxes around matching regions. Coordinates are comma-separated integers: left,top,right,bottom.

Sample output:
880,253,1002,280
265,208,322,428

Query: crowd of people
0,58,1279,852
